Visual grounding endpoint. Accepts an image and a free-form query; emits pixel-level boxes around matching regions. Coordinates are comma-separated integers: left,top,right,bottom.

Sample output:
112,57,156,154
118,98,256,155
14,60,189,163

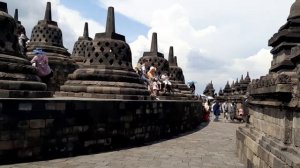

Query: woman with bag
30,48,53,83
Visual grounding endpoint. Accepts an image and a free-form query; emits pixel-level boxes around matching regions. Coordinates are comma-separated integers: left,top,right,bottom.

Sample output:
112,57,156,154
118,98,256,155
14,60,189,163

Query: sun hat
32,48,46,55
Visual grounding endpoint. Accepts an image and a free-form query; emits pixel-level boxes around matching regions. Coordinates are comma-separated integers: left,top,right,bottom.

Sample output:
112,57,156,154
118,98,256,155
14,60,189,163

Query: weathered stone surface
237,1,300,167
26,2,78,91
0,98,202,164
0,2,52,98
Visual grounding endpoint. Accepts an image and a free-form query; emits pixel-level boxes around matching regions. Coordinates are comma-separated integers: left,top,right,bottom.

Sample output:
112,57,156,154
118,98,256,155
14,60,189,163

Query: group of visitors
135,59,173,100
17,31,53,84
203,99,245,122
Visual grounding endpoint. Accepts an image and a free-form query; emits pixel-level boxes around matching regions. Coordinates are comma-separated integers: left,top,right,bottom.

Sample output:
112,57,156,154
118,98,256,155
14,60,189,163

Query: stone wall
236,100,300,168
0,98,203,164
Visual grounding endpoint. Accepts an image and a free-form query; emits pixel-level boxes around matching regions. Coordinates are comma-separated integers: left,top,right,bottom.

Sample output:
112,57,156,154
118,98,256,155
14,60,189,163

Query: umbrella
206,96,214,100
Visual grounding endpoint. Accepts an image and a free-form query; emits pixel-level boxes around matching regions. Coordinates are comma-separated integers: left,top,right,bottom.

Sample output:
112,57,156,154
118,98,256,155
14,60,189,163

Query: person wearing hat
30,48,53,83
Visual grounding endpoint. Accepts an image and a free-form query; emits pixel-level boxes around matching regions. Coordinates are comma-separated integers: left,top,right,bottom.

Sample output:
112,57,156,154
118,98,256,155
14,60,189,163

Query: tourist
146,66,157,97
222,100,230,120
140,59,149,85
152,77,160,100
160,72,172,94
213,101,221,121
189,82,196,94
18,32,28,55
30,48,53,84
203,99,210,122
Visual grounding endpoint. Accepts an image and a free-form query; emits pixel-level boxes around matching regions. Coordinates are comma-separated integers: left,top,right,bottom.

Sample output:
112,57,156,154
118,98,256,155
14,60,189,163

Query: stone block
18,120,29,129
26,130,40,138
0,131,10,141
30,120,46,129
45,103,66,111
0,141,14,150
45,119,55,127
14,140,28,148
18,103,32,111
294,128,300,147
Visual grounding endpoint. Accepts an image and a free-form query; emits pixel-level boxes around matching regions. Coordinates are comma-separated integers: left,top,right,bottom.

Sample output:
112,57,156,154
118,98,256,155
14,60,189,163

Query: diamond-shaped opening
105,42,110,46
99,58,103,63
118,49,122,54
97,42,101,46
92,47,95,51
95,52,99,57
118,60,122,65
104,53,109,58
90,59,94,63
109,59,114,65
100,47,105,52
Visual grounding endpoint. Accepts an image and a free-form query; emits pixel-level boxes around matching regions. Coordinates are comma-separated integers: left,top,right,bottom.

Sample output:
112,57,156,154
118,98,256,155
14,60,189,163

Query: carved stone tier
138,33,169,76
57,7,149,100
71,22,92,66
268,2,300,72
248,74,292,100
0,2,52,98
26,2,78,91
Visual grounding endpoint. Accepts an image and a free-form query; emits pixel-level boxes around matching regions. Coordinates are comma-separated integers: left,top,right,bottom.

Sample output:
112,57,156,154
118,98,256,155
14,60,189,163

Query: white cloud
99,0,294,93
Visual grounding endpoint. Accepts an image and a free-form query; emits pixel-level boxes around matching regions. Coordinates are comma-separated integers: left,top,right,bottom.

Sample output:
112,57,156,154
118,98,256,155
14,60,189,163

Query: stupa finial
83,22,89,38
105,7,115,34
44,2,52,21
150,33,158,53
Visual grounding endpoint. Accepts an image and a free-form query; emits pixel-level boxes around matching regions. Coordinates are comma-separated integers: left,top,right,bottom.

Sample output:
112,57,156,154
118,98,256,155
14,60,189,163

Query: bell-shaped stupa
57,7,149,99
71,22,92,66
26,2,78,91
168,46,194,98
0,2,52,97
138,33,169,76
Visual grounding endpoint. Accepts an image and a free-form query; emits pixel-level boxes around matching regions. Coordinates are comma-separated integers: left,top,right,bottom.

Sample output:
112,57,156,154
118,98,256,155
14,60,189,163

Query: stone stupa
26,2,78,91
168,46,193,98
138,33,169,76
56,7,149,100
71,22,92,66
0,2,52,98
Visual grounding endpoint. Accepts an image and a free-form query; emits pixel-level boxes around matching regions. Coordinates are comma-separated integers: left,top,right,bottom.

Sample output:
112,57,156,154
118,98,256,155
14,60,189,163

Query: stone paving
0,116,245,168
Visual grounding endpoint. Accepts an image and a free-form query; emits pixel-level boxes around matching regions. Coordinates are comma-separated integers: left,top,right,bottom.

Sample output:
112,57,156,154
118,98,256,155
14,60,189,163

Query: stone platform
0,97,202,164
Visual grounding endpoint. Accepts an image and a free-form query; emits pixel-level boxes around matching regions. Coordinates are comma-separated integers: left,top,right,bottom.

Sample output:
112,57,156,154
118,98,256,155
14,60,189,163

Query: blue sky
2,0,296,94
60,0,149,43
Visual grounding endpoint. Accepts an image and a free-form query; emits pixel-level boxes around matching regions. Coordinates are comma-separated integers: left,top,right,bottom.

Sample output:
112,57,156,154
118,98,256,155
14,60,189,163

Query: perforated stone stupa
168,46,193,97
26,2,78,91
57,7,149,99
71,22,92,66
0,2,52,98
138,33,169,76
